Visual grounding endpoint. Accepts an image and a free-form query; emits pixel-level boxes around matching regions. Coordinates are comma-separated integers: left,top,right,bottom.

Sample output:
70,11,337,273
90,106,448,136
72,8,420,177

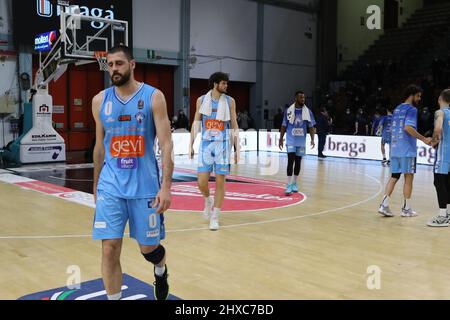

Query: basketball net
94,51,108,71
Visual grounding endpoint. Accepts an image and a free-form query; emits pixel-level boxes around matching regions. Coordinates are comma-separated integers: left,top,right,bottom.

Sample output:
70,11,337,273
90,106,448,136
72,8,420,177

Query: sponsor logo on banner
417,144,435,165
26,146,63,160
36,0,116,29
38,104,50,114
31,133,57,142
110,135,145,158
118,115,131,122
327,137,367,158
36,0,52,17
34,30,57,51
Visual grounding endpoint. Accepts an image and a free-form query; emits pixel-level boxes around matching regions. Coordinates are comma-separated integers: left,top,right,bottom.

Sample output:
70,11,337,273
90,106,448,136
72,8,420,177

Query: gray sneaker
427,215,450,227
378,204,394,217
401,208,418,217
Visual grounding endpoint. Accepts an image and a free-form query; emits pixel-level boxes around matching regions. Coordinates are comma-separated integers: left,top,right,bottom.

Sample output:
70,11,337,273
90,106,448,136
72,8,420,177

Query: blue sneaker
291,183,298,193
285,184,293,196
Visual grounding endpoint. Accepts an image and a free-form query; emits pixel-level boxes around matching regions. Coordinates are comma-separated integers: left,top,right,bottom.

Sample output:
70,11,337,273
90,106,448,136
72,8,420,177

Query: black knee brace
142,245,166,265
287,153,295,176
294,156,302,176
391,173,401,180
434,174,449,209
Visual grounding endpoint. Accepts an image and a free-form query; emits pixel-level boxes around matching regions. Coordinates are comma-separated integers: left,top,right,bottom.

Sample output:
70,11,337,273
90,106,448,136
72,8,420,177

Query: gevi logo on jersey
110,135,145,158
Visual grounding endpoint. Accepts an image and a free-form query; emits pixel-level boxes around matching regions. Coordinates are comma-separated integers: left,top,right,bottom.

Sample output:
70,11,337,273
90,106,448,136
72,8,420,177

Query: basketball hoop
94,51,108,71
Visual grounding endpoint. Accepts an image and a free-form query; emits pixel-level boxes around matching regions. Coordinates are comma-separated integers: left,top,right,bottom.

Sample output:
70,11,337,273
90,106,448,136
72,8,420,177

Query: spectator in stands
341,107,355,135
371,108,383,136
238,110,249,130
418,106,434,137
273,108,284,130
432,57,444,86
374,60,384,87
316,107,332,158
248,112,255,129
175,109,189,130
354,108,369,136
388,59,397,76
171,116,178,132
363,63,373,94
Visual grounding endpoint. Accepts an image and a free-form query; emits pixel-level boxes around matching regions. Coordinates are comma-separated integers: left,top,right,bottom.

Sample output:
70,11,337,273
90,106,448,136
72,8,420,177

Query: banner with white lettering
257,131,435,166
13,0,132,49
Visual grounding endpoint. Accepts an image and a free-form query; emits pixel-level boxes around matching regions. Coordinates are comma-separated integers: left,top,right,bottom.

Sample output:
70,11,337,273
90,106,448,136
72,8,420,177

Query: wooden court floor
0,154,448,300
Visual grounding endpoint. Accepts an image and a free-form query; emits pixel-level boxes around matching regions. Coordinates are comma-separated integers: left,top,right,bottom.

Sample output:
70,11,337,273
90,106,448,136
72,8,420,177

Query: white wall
337,0,384,73
133,0,181,52
337,0,424,73
189,0,257,83
262,5,317,113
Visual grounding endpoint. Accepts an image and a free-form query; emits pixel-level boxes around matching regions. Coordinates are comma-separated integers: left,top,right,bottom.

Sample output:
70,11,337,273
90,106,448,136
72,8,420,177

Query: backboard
60,6,128,60
34,3,129,87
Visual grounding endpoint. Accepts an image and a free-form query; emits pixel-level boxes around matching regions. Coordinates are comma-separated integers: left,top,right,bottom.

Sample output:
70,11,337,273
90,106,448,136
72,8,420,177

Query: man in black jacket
316,107,332,158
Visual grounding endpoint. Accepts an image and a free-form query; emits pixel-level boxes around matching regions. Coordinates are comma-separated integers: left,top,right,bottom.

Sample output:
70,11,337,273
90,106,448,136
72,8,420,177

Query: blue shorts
434,160,450,174
287,146,306,157
381,138,391,145
391,157,416,174
198,140,231,175
93,190,165,246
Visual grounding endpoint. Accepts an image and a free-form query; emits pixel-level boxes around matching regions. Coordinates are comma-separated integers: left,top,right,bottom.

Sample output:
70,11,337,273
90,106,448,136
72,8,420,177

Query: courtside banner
257,131,435,165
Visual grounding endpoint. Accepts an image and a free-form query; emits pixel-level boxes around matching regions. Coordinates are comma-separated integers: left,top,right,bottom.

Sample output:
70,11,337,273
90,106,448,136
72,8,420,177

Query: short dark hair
402,84,423,101
295,91,305,97
209,72,229,89
440,89,450,104
107,45,134,61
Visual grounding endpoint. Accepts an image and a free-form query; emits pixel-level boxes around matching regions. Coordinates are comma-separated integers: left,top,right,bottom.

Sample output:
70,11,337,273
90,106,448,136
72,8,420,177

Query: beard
111,69,131,87
412,99,421,107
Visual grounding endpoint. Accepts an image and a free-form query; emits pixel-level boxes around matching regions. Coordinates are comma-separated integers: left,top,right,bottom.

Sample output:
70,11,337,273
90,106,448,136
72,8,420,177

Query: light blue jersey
97,83,160,199
390,103,418,158
201,96,231,142
435,107,450,174
282,107,316,148
198,95,232,175
380,114,392,144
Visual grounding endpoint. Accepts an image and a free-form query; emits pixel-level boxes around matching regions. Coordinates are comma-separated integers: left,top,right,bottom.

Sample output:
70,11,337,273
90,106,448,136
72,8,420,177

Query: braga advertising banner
258,131,435,165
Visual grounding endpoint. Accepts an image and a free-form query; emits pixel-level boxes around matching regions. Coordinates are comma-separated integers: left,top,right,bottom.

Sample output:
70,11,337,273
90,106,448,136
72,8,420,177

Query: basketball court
1,152,448,300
